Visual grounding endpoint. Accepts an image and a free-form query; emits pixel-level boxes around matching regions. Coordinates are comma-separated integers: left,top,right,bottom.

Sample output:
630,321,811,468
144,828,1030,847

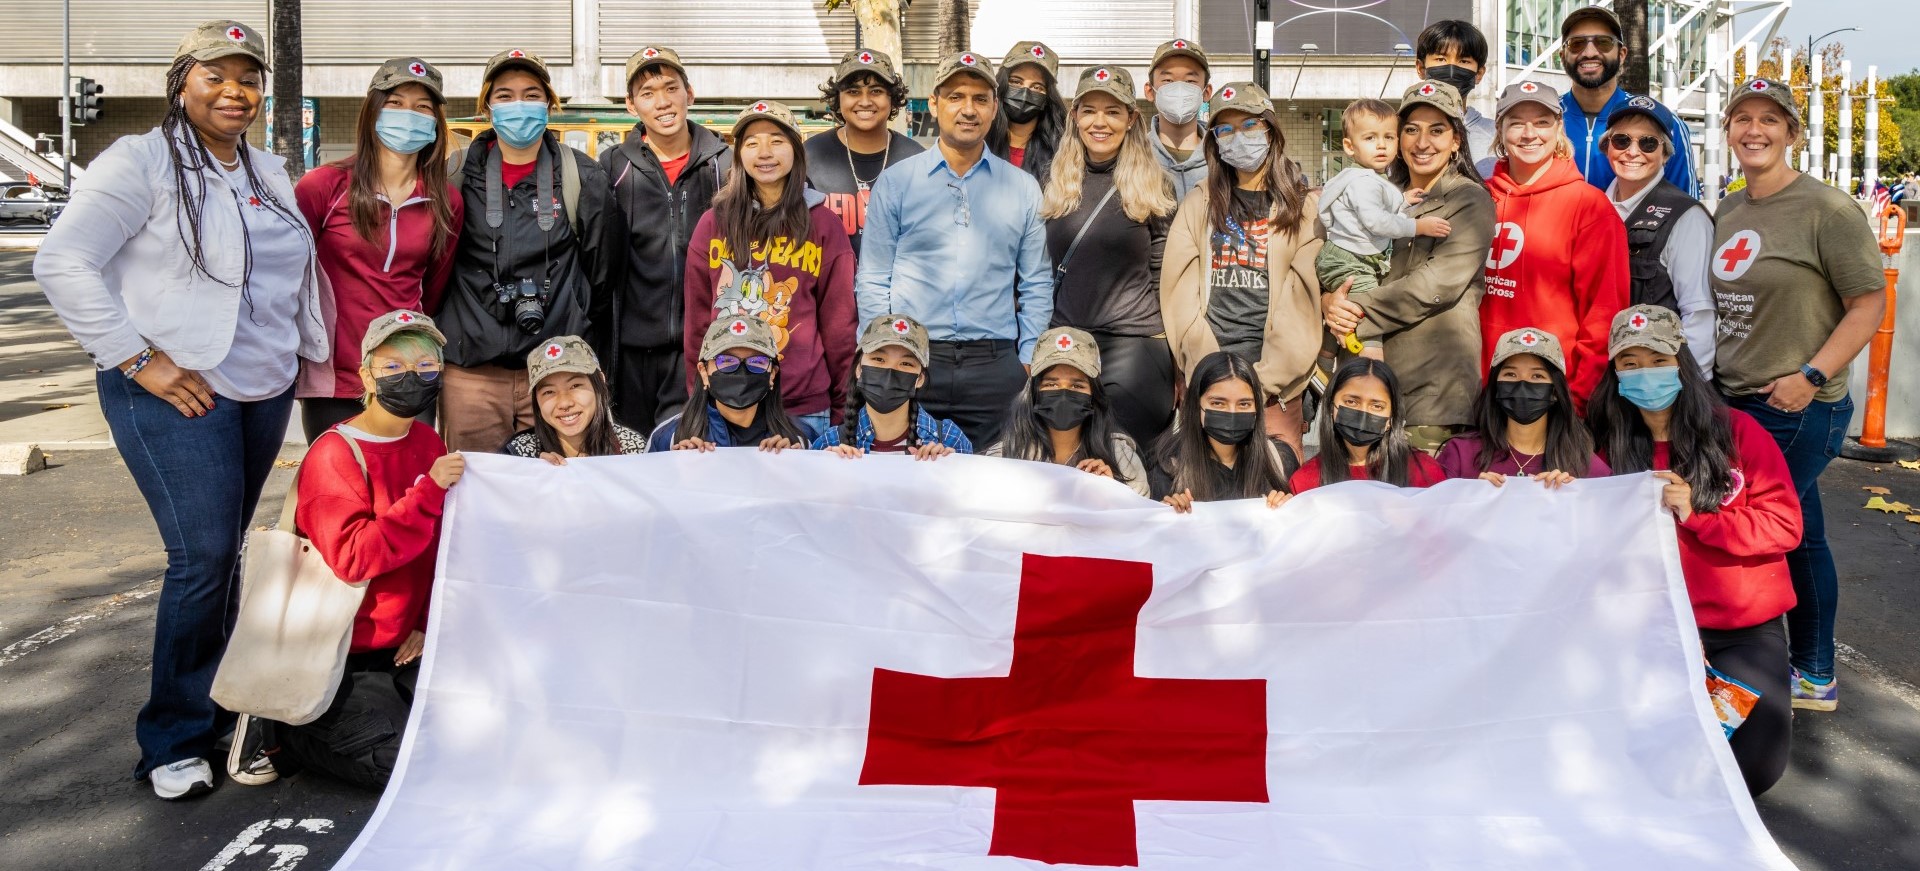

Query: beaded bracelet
123,347,156,380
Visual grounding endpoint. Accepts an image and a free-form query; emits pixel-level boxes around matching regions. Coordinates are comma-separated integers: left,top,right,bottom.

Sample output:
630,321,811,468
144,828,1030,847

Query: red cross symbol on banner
544,343,563,359
729,320,750,336
1094,69,1112,82
1418,83,1436,96
409,62,427,76
226,26,246,41
1629,312,1648,330
860,554,1269,867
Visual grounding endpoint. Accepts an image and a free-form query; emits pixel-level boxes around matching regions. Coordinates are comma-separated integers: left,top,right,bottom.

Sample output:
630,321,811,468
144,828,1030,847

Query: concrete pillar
1810,53,1824,183
1840,60,1853,194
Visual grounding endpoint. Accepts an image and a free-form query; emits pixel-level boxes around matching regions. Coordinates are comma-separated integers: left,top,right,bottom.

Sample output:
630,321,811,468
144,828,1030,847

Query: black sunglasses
1605,133,1662,154
1565,35,1621,54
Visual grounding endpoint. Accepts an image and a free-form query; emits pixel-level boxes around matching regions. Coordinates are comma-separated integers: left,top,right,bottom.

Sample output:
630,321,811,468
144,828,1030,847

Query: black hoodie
599,122,732,353
439,131,627,369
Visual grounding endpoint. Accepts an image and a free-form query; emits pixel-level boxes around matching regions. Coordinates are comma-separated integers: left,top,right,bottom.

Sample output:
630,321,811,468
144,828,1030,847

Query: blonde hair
1041,100,1177,223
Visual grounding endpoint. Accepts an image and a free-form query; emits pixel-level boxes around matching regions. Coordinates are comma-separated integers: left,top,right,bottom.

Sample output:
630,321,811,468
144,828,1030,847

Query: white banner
331,452,1795,871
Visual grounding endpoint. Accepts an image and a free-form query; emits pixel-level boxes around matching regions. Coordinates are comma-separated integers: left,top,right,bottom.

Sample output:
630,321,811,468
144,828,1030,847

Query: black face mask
1493,380,1556,425
708,368,773,410
1332,406,1391,448
1201,409,1258,445
1423,64,1479,98
373,371,440,419
1002,86,1048,124
1034,388,1094,432
858,365,918,414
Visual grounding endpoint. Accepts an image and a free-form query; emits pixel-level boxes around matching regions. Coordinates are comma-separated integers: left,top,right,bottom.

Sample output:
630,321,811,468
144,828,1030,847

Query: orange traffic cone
1841,205,1919,462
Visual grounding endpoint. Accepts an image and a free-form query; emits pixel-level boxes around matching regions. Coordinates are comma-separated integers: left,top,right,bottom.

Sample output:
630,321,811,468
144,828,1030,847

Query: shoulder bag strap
1054,184,1120,280
277,429,372,536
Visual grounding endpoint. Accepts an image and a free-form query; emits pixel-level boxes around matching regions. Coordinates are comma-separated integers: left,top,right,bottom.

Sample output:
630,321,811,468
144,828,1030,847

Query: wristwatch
1799,364,1829,388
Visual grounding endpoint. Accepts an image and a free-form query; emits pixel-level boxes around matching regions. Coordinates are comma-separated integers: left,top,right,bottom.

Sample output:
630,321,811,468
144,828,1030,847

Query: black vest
1624,180,1704,313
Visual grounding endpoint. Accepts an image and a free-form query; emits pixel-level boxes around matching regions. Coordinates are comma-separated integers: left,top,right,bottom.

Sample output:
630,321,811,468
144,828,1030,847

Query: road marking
198,819,335,871
1836,640,1920,714
0,579,160,668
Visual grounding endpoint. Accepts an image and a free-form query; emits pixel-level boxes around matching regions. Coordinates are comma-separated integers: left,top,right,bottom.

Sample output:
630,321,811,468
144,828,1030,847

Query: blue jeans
1725,393,1853,679
96,371,294,778
795,410,831,446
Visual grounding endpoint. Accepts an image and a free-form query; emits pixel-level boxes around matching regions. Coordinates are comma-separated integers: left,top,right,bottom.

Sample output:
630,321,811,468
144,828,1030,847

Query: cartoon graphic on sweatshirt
710,248,803,350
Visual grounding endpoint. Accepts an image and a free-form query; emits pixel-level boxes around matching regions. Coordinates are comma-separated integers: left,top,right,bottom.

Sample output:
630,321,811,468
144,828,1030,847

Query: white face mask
1154,81,1204,125
1217,132,1270,172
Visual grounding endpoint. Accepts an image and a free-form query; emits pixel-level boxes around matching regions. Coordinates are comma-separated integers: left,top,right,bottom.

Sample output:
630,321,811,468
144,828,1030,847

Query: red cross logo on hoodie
226,26,246,41
544,342,564,359
409,62,427,77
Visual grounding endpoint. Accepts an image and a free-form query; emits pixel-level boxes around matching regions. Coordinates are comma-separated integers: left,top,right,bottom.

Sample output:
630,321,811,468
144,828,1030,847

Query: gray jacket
1150,117,1210,203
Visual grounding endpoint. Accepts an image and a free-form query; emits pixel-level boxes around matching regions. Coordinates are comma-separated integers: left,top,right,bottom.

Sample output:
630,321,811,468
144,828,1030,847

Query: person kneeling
651,315,810,453
1155,351,1296,511
985,327,1150,496
504,335,649,463
1291,357,1445,491
815,315,972,459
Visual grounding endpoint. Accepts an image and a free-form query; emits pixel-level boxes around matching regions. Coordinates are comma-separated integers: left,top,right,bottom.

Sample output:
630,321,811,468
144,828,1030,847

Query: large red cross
859,554,1268,867
1489,224,1523,267
1719,236,1756,274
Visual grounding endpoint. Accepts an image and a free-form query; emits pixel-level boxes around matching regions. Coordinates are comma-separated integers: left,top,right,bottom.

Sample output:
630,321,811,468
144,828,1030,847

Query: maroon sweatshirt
682,193,858,419
1649,409,1801,630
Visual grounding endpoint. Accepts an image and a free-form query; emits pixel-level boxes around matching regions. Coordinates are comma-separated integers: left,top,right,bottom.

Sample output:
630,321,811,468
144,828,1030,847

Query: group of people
33,7,1886,808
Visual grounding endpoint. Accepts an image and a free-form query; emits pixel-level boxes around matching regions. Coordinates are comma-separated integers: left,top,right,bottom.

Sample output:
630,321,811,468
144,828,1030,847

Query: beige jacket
1159,185,1325,404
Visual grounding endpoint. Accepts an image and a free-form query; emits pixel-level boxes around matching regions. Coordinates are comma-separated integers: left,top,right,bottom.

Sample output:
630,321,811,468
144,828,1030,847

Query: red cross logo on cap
1629,312,1648,331
1751,79,1769,91
544,342,564,359
1418,83,1437,96
751,101,770,113
408,62,427,76
1219,87,1236,101
396,312,416,324
1055,334,1075,351
858,51,874,64
961,54,977,66
226,26,246,41
642,47,659,59
1520,82,1539,93
1094,68,1111,82
1030,45,1046,59
891,319,910,335
508,49,526,59
1519,331,1539,346
1173,39,1188,50
729,320,750,336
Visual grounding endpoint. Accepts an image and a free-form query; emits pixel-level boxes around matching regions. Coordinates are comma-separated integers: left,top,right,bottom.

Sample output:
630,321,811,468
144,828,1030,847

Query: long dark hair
710,122,813,264
837,366,925,450
1155,351,1293,500
1586,346,1736,513
996,368,1134,485
671,362,806,445
1388,105,1484,188
531,369,624,457
1202,108,1307,235
987,65,1068,180
161,55,307,318
332,85,456,259
1314,357,1416,486
1467,361,1598,476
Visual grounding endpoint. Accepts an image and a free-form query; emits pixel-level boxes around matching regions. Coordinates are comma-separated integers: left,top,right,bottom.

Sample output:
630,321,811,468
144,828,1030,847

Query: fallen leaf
41,404,71,411
273,459,302,469
1909,516,1920,525
37,382,58,387
1901,459,1920,471
1864,496,1913,514
1865,486,1893,495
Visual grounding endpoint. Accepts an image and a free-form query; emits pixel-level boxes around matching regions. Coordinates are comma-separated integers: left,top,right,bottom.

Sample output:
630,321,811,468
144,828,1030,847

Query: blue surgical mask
490,100,549,149
374,108,438,155
1617,366,1683,411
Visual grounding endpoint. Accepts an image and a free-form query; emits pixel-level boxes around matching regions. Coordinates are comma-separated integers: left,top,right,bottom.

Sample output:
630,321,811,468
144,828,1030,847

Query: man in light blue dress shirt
856,50,1054,448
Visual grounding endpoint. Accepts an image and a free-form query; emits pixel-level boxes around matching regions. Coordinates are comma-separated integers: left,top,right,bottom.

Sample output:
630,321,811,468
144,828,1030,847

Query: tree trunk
854,0,904,67
938,0,969,57
270,0,304,179
1618,0,1651,95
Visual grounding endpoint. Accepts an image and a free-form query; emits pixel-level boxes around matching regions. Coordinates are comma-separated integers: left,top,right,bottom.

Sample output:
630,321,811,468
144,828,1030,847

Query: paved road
2,250,1917,870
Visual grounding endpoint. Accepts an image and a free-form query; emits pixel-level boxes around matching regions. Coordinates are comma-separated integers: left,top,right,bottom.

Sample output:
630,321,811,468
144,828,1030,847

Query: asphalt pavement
2,250,1918,870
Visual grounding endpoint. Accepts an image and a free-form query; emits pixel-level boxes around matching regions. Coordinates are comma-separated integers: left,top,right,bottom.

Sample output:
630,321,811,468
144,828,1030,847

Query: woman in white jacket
32,21,329,802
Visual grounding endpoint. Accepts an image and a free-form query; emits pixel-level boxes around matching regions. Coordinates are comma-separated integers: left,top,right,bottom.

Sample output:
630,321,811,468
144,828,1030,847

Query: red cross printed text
860,554,1269,867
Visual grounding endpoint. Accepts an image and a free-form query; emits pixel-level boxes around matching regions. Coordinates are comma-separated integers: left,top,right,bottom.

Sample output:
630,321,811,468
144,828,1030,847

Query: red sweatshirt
1481,158,1629,414
682,196,858,419
294,424,449,653
1648,410,1801,630
1289,452,1447,492
295,162,464,399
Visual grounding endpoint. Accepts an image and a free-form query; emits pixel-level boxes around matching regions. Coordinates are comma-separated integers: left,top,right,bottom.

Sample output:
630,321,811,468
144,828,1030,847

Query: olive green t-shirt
1711,173,1883,401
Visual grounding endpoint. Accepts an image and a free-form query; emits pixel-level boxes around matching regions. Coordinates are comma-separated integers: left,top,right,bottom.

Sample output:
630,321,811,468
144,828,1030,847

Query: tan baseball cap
1030,327,1102,379
699,315,779,361
527,335,601,391
1150,38,1209,76
1608,305,1685,358
1209,81,1273,119
1400,79,1465,120
483,48,552,89
360,310,446,358
858,314,930,367
833,47,902,85
933,51,998,92
626,45,688,88
1725,77,1798,119
732,99,802,142
1488,327,1567,373
176,20,270,71
369,57,444,101
1074,64,1136,108
1495,80,1563,119
1003,41,1059,79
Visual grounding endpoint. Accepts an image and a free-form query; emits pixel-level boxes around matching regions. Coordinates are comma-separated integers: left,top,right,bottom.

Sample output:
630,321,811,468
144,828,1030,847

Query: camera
492,277,550,335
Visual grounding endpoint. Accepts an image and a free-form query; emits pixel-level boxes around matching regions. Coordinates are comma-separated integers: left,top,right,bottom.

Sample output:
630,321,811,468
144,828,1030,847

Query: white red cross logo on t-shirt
226,26,246,41
1486,222,1526,270
544,342,564,359
1713,230,1762,281
408,62,427,77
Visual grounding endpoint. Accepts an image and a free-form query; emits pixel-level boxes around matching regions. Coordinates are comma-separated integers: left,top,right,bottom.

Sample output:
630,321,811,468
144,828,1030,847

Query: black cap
1561,6,1623,40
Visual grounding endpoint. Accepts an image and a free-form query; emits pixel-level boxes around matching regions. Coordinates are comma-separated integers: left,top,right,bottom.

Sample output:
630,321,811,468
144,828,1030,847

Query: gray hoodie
1317,166,1416,256
1149,117,1210,202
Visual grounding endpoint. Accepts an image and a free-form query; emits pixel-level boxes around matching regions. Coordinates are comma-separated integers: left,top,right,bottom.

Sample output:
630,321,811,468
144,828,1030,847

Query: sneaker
151,758,215,800
226,713,280,786
1790,667,1839,712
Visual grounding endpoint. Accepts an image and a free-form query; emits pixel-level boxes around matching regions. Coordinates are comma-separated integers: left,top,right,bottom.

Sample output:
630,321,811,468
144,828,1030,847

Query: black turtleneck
1044,156,1170,336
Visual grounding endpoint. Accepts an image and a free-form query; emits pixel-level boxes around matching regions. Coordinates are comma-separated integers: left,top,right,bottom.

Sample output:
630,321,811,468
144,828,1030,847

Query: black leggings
1088,332,1175,448
1701,619,1792,796
271,649,419,789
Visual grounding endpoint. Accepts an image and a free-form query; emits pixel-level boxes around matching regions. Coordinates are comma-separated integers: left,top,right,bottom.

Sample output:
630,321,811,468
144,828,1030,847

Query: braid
839,367,864,448
904,397,924,450
162,57,221,285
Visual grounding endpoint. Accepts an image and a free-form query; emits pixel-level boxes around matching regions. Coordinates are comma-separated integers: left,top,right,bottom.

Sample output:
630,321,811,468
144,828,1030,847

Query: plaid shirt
810,406,973,453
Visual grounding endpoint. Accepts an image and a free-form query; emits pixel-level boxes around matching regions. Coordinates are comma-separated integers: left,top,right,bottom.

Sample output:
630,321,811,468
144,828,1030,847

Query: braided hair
160,55,307,323
836,366,924,450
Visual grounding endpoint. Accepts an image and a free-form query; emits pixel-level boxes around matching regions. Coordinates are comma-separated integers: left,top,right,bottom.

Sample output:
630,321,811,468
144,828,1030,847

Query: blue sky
1740,0,1914,79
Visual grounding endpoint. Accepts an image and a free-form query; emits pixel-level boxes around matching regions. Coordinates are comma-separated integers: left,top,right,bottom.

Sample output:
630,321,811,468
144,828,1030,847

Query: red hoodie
682,195,858,419
294,424,448,653
1481,158,1629,413
1644,409,1801,631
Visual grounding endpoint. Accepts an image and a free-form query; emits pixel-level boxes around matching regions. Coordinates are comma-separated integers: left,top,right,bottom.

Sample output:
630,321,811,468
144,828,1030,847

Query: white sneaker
151,757,215,800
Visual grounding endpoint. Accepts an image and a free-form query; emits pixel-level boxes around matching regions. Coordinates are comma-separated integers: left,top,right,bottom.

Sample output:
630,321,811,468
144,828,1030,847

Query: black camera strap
482,138,560,299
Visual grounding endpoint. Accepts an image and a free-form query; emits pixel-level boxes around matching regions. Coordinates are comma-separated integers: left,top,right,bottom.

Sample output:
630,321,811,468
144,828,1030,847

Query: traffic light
71,78,103,125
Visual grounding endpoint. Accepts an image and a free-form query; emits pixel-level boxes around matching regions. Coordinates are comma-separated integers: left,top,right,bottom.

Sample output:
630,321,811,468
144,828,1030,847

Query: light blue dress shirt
854,146,1054,363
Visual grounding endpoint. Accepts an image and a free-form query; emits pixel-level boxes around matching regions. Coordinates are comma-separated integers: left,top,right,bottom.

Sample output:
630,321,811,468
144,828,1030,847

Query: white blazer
34,126,329,372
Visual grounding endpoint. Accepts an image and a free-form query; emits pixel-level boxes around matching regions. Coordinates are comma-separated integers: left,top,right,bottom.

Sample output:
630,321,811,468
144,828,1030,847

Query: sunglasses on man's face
711,354,774,375
1605,133,1662,154
1565,35,1621,54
